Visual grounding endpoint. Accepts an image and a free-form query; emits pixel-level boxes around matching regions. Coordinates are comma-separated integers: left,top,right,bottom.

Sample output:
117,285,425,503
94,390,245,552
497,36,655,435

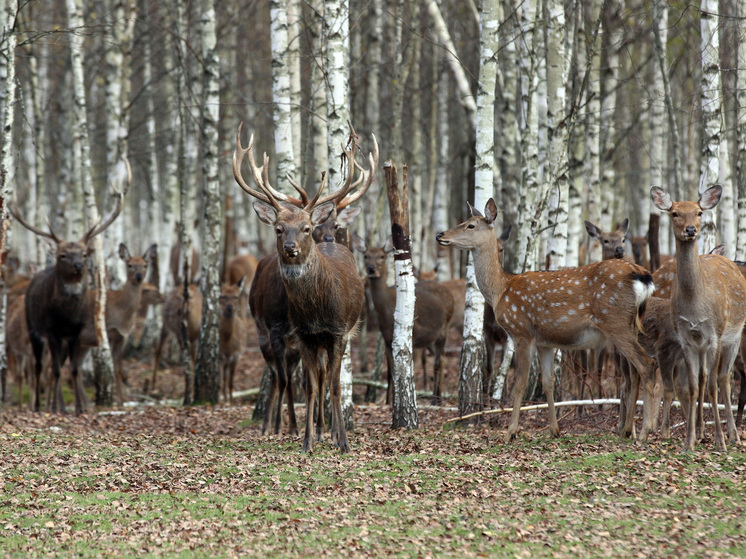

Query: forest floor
2,325,746,557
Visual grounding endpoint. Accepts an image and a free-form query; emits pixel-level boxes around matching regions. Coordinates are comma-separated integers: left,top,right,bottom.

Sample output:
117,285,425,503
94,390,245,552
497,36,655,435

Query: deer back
226,253,258,287
162,284,203,345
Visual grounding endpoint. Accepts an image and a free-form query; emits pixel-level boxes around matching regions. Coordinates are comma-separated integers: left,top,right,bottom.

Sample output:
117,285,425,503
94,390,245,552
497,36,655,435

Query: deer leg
385,346,394,406
505,342,531,442
637,356,658,441
301,348,319,454
658,352,678,439
717,341,740,444
737,367,746,428
150,327,168,393
707,348,726,451
679,350,700,452
284,352,300,436
538,347,559,438
432,338,446,404
30,334,45,412
315,353,327,444
111,338,125,406
46,338,66,414
228,360,236,405
327,339,349,453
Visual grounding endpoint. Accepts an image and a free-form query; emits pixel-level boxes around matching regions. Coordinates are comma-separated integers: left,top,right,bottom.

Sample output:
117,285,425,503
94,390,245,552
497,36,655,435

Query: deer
352,236,455,403
234,121,378,453
8,167,128,414
585,218,636,263
76,243,157,405
650,185,746,451
436,198,655,442
149,283,202,395
225,253,258,287
218,277,248,404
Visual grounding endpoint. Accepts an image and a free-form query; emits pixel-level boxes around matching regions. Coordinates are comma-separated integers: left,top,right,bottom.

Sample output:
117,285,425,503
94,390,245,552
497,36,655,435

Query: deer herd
2,122,745,454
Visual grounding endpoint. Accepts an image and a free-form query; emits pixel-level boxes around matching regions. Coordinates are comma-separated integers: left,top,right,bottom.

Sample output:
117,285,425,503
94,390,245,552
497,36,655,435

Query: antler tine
312,133,359,208
84,186,124,244
8,200,61,243
286,175,310,207
306,171,328,210
233,123,281,210
334,133,379,210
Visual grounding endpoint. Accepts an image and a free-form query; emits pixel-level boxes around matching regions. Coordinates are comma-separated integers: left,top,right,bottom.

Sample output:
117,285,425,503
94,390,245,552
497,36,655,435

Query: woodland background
0,0,745,409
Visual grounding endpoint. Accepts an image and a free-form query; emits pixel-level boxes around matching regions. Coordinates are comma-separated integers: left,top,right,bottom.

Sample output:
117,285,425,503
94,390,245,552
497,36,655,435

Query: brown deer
437,198,655,441
9,171,128,414
77,243,157,405
150,283,202,395
225,253,258,287
218,277,248,404
629,235,651,270
585,218,635,263
234,122,377,453
352,236,454,403
650,185,746,451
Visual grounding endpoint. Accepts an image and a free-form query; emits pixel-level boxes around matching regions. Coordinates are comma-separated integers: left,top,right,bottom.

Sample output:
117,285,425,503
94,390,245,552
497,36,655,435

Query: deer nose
225,303,233,315
436,232,444,241
614,247,624,258
135,272,143,283
685,225,697,236
283,241,299,256
74,262,84,272
322,234,334,243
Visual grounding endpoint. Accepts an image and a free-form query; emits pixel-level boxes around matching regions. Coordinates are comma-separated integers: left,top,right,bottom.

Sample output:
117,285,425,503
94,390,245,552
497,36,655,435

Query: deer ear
310,201,335,226
484,199,498,224
650,187,673,211
618,218,629,236
710,243,726,256
467,201,482,218
699,184,722,211
236,275,246,290
253,201,277,225
335,206,362,228
118,243,131,261
499,224,512,242
351,234,367,254
584,220,601,240
145,243,157,261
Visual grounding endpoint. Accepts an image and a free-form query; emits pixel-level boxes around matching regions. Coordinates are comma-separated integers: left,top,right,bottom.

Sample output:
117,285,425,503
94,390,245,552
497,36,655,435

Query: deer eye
697,211,703,217
275,227,282,235
304,226,311,234
671,212,678,218
467,224,475,229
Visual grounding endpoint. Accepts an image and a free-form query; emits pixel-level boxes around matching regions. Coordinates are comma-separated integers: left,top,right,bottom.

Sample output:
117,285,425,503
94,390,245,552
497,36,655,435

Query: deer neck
279,246,317,280
674,238,704,297
472,234,508,308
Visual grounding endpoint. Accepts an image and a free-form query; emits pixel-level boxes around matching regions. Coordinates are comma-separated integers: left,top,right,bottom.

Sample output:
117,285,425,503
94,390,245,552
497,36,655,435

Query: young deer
352,236,455,403
651,185,746,451
437,199,655,441
9,170,128,414
234,122,377,453
78,243,157,405
585,218,635,263
218,277,248,404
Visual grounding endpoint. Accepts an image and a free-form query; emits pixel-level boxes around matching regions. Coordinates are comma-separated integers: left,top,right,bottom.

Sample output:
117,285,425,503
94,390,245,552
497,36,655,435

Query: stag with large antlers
234,122,378,453
437,199,655,441
9,162,130,413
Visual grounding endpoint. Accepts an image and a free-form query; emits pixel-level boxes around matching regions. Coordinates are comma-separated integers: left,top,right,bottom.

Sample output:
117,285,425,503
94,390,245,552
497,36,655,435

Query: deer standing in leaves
234,122,378,453
9,165,128,413
218,277,248,404
437,199,655,441
650,185,746,451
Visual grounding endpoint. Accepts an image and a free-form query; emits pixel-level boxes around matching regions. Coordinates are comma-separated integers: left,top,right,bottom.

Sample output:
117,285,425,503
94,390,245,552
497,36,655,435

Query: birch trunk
544,0,569,271
385,163,418,429
324,0,354,429
718,137,735,259
103,0,137,288
310,0,328,186
699,0,720,254
67,0,116,407
270,0,297,184
566,0,585,267
0,0,18,413
287,0,302,169
425,0,477,131
433,67,451,280
459,0,500,419
737,0,746,260
193,0,221,405
649,0,669,255
585,0,602,262
599,5,620,232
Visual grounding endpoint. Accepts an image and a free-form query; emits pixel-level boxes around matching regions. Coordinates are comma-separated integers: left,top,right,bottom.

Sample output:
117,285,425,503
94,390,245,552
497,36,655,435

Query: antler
82,157,131,244
8,201,62,243
233,123,304,211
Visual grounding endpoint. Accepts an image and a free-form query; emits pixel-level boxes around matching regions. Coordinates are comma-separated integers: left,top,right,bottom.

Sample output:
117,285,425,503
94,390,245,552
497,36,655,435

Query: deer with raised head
650,185,746,451
585,218,635,263
234,122,377,453
249,152,369,437
218,277,248,404
352,236,454,402
9,169,128,414
437,199,655,441
77,243,157,405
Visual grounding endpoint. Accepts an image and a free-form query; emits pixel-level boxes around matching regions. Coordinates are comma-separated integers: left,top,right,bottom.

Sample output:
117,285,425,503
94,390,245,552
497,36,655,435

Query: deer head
120,243,157,288
585,218,629,260
220,276,247,321
650,184,722,242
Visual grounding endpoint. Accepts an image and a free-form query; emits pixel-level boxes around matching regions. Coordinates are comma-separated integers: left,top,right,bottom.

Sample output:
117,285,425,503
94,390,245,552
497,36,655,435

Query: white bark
699,0,720,254
67,0,116,405
649,0,669,253
586,0,602,263
544,0,569,271
310,0,328,185
323,0,353,427
718,136,735,259
425,0,477,131
737,0,746,260
433,68,451,280
287,0,302,169
599,9,620,232
270,0,297,186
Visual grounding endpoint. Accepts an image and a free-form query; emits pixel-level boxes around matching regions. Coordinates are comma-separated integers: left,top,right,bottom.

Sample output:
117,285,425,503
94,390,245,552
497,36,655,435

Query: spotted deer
234,122,378,453
437,199,655,441
651,185,746,451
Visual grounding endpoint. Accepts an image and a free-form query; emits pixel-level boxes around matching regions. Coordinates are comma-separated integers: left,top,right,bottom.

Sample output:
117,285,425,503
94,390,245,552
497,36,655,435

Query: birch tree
699,0,720,253
67,0,117,406
459,0,500,419
585,0,603,262
737,0,746,260
324,0,354,428
648,0,668,256
193,0,222,404
270,0,297,183
0,0,18,411
599,3,620,231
